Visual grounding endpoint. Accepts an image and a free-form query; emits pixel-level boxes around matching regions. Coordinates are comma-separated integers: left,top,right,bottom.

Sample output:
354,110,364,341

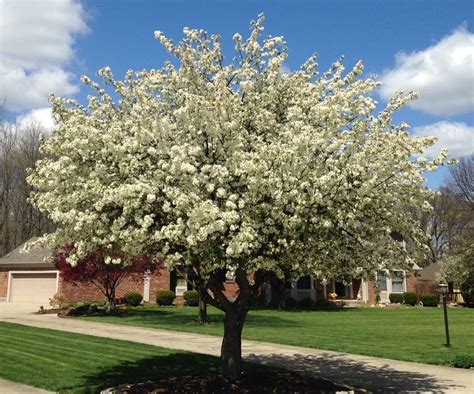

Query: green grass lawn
84,305,474,366
0,322,223,392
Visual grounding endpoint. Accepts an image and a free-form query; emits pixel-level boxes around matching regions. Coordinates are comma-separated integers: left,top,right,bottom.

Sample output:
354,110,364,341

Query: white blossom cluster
28,14,447,279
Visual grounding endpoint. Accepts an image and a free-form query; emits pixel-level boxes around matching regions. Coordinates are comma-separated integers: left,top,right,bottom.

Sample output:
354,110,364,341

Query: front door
334,281,346,298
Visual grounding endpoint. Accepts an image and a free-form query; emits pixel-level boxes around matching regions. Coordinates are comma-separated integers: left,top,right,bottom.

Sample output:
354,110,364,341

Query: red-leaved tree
54,246,159,311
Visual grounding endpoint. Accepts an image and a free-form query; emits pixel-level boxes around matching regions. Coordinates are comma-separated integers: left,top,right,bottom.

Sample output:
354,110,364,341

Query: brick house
1,238,427,306
0,238,171,304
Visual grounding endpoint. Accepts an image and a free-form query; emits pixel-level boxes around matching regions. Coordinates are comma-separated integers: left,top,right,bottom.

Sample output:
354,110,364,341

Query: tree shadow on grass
68,352,221,392
269,307,354,314
246,352,464,393
75,352,350,393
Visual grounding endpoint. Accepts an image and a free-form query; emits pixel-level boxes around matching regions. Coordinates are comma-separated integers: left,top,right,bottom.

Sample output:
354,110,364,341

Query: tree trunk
198,288,209,325
208,267,251,381
221,306,247,380
106,287,116,313
106,297,116,313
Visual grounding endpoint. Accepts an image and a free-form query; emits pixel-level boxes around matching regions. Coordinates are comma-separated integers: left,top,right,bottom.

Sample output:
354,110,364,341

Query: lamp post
437,283,450,347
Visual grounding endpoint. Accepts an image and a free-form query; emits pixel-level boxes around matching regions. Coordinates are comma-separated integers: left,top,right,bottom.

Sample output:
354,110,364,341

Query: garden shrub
284,297,298,309
156,290,176,306
450,354,474,369
298,297,316,309
49,293,69,309
183,290,199,306
315,299,332,308
65,301,122,317
389,293,404,303
403,292,417,306
68,301,94,316
124,291,143,306
317,299,344,310
421,294,439,307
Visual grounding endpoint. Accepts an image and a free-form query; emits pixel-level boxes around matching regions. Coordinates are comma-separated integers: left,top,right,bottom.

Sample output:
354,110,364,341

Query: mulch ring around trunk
101,370,360,393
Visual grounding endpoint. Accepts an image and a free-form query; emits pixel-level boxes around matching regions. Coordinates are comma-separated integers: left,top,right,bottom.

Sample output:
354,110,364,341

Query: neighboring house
0,238,172,304
283,270,420,305
415,261,464,304
414,261,443,296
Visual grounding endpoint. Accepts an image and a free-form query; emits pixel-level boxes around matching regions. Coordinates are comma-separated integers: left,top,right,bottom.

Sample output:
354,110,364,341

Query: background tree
28,15,445,380
404,156,473,267
54,247,159,312
0,117,54,257
422,189,470,265
439,155,474,306
440,233,474,307
447,155,474,209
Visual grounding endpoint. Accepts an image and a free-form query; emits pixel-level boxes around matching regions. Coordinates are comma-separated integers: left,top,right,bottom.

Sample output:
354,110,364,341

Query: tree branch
207,272,232,313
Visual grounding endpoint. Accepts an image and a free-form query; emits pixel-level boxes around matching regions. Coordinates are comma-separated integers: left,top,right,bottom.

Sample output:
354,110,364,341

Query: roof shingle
0,237,53,267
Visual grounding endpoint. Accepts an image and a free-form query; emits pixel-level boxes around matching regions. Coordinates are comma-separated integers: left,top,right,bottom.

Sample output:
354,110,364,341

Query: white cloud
0,0,88,112
280,63,291,74
413,121,474,158
380,26,474,116
16,107,55,131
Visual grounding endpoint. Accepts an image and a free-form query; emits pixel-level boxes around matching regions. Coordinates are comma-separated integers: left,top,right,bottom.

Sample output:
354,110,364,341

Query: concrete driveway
0,301,44,319
0,302,473,393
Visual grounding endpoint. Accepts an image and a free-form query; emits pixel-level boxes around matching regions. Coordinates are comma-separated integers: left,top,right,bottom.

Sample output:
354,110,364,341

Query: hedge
124,291,143,307
298,297,316,309
156,290,176,306
183,290,199,307
389,293,404,303
450,354,474,369
421,294,439,307
403,292,417,306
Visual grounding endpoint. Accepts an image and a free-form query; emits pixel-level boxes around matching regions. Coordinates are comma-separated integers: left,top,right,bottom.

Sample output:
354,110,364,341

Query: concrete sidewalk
0,302,472,393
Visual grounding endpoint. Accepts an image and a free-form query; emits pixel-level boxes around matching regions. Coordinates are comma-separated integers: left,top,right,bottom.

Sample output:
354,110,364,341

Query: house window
377,271,387,291
392,271,405,293
297,275,311,289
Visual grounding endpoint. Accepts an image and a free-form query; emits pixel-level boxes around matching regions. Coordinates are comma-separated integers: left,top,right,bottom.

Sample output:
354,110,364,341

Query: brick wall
59,278,148,301
0,271,8,298
60,268,171,303
60,277,108,301
406,273,418,293
148,269,171,302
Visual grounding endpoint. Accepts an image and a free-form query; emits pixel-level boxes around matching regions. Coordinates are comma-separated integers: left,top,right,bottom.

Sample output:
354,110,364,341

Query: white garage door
9,272,57,303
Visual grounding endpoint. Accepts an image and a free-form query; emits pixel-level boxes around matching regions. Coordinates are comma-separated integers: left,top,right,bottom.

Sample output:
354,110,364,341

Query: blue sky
1,0,473,188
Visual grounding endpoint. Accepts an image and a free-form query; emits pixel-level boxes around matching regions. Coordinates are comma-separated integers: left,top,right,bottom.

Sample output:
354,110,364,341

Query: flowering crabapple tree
54,247,158,312
28,15,447,379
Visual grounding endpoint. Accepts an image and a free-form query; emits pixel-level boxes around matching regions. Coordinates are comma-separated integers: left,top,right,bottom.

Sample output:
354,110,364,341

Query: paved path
0,302,473,393
0,378,52,394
